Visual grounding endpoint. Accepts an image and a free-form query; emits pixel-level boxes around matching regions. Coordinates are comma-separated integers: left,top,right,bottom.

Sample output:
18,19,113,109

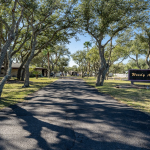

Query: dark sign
128,69,150,81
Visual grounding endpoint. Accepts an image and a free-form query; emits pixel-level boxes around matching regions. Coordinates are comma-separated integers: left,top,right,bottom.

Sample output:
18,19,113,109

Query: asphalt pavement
0,78,150,150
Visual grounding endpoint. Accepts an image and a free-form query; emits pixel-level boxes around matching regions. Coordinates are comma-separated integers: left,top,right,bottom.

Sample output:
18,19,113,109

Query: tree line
0,0,150,98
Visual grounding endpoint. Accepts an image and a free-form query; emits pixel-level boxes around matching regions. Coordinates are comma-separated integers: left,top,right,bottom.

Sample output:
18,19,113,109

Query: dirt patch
115,84,150,89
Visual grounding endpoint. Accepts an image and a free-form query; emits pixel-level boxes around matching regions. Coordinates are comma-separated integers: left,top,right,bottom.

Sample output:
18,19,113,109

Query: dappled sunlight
0,78,58,109
0,78,150,149
84,77,150,115
30,77,58,82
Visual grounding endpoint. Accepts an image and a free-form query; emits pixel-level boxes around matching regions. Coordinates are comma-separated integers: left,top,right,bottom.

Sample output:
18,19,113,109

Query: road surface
0,78,150,150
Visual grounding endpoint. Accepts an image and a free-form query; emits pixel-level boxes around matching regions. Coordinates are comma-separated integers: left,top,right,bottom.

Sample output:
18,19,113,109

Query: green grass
0,77,58,109
84,77,150,115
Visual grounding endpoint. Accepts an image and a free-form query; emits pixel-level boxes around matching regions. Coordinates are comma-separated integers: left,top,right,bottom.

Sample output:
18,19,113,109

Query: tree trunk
23,34,37,88
81,64,84,78
96,43,109,86
17,66,23,80
3,53,8,76
107,70,109,80
136,54,141,69
0,47,12,99
0,39,13,74
47,52,50,78
89,61,90,76
0,2,24,74
21,68,25,81
23,63,30,87
17,52,30,80
0,21,2,54
96,65,109,86
146,42,150,69
55,53,57,68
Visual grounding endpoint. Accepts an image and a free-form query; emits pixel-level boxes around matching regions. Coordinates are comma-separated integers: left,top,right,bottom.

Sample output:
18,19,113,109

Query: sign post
128,69,150,84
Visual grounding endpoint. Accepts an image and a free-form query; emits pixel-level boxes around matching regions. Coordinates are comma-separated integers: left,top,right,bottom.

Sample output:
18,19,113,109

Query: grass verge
84,77,150,115
0,77,58,109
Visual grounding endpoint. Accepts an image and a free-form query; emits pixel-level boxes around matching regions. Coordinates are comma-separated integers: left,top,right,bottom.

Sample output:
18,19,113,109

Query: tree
125,59,148,71
29,65,41,79
0,0,25,74
31,44,71,77
109,63,126,74
86,46,100,76
42,46,55,78
0,46,12,99
79,0,147,86
126,36,147,69
71,50,87,77
136,29,150,69
84,41,92,75
83,41,92,50
58,57,70,74
22,0,78,87
0,0,79,98
0,0,25,98
47,45,70,76
71,65,78,71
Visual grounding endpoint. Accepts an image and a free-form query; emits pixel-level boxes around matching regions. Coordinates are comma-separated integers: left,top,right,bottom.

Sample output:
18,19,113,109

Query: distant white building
55,73,60,77
114,73,128,78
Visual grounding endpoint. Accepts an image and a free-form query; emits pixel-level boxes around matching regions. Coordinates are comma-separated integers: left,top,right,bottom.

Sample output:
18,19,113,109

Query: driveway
0,78,150,150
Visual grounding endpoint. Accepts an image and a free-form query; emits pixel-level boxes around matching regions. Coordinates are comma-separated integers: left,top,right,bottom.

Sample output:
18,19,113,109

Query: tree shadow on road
0,80,150,150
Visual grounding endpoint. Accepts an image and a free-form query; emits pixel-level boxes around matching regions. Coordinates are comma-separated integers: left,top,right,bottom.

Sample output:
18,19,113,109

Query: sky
66,32,92,67
66,32,130,67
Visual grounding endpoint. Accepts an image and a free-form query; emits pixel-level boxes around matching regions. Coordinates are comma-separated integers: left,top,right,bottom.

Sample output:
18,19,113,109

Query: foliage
71,65,78,71
83,41,92,50
58,57,70,72
125,59,148,70
71,50,87,77
78,0,148,86
109,63,126,74
29,65,41,78
86,46,100,74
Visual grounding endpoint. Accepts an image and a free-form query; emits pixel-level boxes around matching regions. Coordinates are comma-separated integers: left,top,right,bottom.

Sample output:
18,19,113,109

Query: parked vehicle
50,73,54,76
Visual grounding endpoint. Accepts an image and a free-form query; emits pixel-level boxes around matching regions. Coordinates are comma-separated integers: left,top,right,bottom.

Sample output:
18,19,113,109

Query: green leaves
79,0,147,41
83,41,92,50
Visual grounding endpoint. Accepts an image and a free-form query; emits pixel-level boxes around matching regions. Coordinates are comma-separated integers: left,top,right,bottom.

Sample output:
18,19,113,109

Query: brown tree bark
47,52,50,78
0,39,14,74
0,21,2,54
146,40,150,69
17,52,30,80
96,42,109,86
0,1,24,74
3,53,8,76
21,68,25,81
23,33,37,87
0,47,12,98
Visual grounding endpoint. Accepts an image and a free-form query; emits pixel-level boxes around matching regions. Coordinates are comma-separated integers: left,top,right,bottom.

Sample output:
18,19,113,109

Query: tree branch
0,17,10,31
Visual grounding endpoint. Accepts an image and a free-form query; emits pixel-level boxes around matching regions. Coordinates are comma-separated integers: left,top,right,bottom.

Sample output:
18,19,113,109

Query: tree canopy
0,0,150,99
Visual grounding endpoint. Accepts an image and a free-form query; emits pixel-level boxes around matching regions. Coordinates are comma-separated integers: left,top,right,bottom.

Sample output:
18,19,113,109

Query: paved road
0,78,150,150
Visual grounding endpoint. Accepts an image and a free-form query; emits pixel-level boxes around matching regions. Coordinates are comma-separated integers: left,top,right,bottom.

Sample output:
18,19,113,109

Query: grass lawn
0,77,58,109
84,77,150,115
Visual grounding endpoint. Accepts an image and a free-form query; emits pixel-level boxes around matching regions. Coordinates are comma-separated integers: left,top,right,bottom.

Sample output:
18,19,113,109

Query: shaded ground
0,77,57,109
0,78,150,150
84,78,150,115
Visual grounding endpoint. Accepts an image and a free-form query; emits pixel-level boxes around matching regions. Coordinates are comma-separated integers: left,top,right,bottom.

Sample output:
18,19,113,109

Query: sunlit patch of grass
29,77,59,82
84,77,150,115
0,77,58,109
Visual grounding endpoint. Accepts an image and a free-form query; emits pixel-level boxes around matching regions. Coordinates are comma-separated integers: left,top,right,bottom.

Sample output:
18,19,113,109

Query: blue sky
67,32,130,67
66,32,92,67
